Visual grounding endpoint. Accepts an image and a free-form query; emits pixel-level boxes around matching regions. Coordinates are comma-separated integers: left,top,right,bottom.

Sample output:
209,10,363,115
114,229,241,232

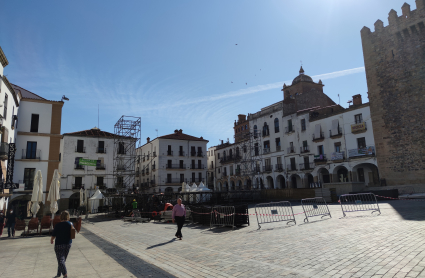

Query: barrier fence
210,206,235,230
339,193,381,217
301,197,331,223
255,201,296,229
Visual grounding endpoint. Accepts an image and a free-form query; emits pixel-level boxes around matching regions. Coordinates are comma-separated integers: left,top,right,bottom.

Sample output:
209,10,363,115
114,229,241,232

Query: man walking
6,208,16,237
172,198,186,240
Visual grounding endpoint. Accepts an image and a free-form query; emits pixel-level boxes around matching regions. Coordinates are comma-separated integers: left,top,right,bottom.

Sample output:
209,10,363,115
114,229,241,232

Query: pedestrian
51,211,74,278
6,208,16,237
132,199,138,210
172,198,186,240
0,210,5,237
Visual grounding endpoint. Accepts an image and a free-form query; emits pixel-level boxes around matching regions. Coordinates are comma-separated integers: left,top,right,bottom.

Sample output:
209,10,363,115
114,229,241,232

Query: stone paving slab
0,225,173,278
81,200,425,278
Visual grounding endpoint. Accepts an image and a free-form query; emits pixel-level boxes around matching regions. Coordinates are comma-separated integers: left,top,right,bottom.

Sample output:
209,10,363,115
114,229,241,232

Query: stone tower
361,1,425,186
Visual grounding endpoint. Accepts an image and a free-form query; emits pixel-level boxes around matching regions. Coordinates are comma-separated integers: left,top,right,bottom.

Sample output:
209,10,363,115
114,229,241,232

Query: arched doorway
290,175,301,188
266,176,274,189
223,182,228,191
218,182,222,191
10,195,32,219
245,179,251,190
260,178,265,189
318,168,330,183
236,180,242,190
69,192,81,210
305,173,314,188
276,175,286,189
352,163,380,186
334,166,349,182
230,181,235,191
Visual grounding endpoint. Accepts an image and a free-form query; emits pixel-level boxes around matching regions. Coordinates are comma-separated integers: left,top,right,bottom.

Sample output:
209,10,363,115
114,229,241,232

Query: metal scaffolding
238,131,265,189
113,116,141,193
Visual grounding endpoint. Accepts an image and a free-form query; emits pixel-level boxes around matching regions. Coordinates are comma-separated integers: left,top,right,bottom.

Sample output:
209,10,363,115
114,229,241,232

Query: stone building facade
361,0,425,186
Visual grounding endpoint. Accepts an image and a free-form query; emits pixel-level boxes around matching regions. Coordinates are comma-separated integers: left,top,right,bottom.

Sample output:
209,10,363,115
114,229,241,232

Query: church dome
291,66,314,85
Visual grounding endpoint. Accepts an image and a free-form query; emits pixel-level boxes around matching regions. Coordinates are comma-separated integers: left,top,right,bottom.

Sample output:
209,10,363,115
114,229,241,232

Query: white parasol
181,182,186,192
46,170,61,217
190,183,198,192
30,170,43,217
79,188,84,207
0,197,5,211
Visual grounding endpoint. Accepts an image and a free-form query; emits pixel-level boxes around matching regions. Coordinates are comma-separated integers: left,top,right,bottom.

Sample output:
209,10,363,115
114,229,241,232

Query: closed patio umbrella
46,170,60,217
31,170,43,218
79,188,84,207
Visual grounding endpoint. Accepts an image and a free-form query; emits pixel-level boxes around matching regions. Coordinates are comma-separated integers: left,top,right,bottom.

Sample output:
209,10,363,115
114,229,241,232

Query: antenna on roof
338,94,340,105
98,104,99,130
155,129,158,138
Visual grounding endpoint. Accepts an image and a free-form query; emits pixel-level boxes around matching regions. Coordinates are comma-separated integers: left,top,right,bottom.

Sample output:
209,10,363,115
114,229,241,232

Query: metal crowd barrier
210,206,235,230
339,193,381,217
255,201,296,229
301,197,331,223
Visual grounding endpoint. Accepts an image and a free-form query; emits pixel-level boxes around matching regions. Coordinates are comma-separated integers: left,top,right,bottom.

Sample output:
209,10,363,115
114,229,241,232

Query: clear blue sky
0,0,414,148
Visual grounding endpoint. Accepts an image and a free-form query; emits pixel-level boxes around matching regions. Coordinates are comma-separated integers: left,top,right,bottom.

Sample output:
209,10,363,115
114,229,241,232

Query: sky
0,0,416,148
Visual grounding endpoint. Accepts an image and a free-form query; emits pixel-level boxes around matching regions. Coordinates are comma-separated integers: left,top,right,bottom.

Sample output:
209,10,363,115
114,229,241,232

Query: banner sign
331,152,344,161
351,122,366,133
348,146,375,158
78,158,100,167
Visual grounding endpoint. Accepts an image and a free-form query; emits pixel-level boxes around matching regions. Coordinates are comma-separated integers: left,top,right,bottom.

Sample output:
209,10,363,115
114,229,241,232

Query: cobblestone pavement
82,200,425,278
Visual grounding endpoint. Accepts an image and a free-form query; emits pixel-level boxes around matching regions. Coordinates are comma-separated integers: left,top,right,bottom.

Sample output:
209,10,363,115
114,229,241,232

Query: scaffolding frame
237,131,265,189
113,116,141,193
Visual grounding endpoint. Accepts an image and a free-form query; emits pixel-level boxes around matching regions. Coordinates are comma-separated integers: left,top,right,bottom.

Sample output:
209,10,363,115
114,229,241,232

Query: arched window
263,122,269,136
245,124,248,130
254,125,258,138
229,149,233,159
236,147,240,157
274,118,279,133
223,151,226,159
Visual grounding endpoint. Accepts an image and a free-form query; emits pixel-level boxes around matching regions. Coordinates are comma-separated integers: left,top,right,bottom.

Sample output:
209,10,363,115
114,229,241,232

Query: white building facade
58,128,115,211
136,129,208,193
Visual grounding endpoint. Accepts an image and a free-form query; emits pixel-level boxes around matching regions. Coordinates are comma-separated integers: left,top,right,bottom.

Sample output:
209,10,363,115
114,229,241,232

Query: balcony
348,146,375,158
314,154,327,164
331,151,345,161
20,180,33,190
96,147,106,154
96,164,106,170
146,169,149,175
75,147,86,153
299,162,314,171
222,172,228,177
275,127,279,133
312,132,325,141
190,178,205,183
118,149,126,155
0,142,8,160
72,184,84,190
152,165,156,171
117,165,126,170
287,146,295,154
146,155,150,160
276,145,281,152
263,165,273,173
351,121,367,134
74,165,85,170
22,149,41,160
287,165,297,171
263,148,270,154
285,125,295,134
135,171,140,177
197,152,204,157
167,150,173,156
166,164,186,169
115,183,126,188
275,164,284,172
190,164,204,170
254,166,261,173
235,169,241,176
300,146,310,153
329,127,343,138
166,178,185,184
262,129,270,137
179,151,185,156
220,155,241,164
190,151,197,157
142,170,145,176
95,183,106,190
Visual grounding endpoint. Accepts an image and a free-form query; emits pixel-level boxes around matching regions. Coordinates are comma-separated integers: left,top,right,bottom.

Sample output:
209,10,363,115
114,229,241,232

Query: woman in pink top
172,198,186,240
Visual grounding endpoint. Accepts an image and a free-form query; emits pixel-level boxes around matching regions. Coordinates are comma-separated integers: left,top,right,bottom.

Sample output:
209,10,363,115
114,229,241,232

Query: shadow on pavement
385,200,425,221
80,227,176,278
146,238,176,249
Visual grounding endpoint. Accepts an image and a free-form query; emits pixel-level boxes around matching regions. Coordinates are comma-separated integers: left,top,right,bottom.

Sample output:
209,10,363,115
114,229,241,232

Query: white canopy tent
89,189,104,213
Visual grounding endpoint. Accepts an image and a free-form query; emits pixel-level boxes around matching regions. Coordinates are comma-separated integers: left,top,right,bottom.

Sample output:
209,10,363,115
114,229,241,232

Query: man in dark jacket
6,208,16,237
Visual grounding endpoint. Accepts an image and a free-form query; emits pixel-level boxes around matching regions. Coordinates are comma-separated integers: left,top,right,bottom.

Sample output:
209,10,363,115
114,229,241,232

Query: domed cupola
291,66,314,85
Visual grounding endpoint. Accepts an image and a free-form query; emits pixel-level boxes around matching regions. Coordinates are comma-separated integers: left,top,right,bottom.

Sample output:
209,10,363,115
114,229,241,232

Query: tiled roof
0,46,9,67
63,128,126,138
11,84,47,100
158,131,208,142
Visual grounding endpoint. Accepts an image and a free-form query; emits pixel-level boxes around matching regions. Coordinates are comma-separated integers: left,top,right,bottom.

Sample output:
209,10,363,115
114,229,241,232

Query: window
354,114,363,124
357,137,366,149
167,160,172,168
197,146,202,156
11,107,14,128
243,146,247,153
264,140,270,150
277,157,282,164
287,119,293,132
254,125,258,138
290,157,296,170
180,174,185,183
23,168,36,189
274,118,279,133
59,153,61,162
192,172,195,181
30,114,39,132
26,142,37,159
245,124,248,130
236,147,240,157
77,140,85,153
318,145,324,155
98,141,105,153
218,153,220,159
3,94,7,120
118,142,125,154
218,168,221,173
167,174,172,183
97,176,104,186
301,119,306,131
334,142,341,153
75,177,83,186
254,143,259,156
275,138,281,147
191,159,195,169
263,123,269,136
167,145,172,155
223,151,226,159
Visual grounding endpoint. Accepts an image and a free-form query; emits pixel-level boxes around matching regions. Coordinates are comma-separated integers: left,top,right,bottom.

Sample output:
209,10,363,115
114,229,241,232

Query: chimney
353,94,362,106
147,137,150,143
179,129,183,134
237,114,246,123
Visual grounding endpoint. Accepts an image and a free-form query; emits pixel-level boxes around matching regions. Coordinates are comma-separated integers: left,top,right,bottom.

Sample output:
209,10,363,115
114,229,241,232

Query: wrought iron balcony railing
96,147,106,153
166,164,186,169
75,147,86,153
299,162,314,170
22,149,41,160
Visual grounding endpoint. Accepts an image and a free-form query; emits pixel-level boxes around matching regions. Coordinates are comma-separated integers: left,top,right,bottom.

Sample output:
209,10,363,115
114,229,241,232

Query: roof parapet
0,46,9,68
